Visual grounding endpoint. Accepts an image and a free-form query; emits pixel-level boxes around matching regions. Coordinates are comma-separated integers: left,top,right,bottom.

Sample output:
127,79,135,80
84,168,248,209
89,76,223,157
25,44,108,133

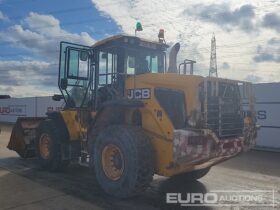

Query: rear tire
35,120,69,172
91,125,154,198
174,167,211,180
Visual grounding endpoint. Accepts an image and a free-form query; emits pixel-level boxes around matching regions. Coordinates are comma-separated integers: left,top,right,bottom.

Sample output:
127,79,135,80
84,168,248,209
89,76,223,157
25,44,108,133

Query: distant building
0,95,11,99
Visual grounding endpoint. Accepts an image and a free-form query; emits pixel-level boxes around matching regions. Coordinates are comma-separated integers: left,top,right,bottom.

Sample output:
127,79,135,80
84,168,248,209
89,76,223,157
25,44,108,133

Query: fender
90,99,144,134
46,112,70,142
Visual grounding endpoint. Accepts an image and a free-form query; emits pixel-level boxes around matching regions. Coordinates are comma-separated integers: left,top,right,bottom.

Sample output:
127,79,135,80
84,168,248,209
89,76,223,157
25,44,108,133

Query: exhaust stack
168,43,180,73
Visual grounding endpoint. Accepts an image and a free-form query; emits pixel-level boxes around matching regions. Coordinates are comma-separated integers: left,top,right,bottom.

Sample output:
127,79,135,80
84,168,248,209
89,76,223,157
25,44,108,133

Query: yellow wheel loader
8,34,257,198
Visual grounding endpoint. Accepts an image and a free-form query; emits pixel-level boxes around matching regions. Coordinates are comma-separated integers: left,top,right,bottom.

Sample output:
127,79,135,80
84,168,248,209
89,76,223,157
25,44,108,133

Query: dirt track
0,124,279,210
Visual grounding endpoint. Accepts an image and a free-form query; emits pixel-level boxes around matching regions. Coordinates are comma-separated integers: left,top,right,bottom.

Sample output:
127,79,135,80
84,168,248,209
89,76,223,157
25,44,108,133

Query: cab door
58,41,95,108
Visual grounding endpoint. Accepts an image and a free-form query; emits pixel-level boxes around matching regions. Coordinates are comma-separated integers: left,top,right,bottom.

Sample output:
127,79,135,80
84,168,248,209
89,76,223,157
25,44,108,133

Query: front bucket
7,117,45,158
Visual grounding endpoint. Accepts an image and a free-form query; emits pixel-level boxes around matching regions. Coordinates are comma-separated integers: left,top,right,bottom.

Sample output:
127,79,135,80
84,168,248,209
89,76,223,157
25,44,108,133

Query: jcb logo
127,88,151,100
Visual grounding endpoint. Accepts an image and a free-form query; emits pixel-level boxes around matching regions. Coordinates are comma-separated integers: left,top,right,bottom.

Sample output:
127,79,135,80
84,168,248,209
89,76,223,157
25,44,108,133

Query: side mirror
80,50,89,61
60,78,68,90
52,94,63,101
128,57,135,68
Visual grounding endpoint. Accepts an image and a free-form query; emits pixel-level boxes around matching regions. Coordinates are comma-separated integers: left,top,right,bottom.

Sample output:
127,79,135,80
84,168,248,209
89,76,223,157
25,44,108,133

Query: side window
79,53,88,78
145,55,158,73
151,56,158,73
99,52,107,85
68,50,79,77
98,51,117,86
67,49,89,79
127,56,135,75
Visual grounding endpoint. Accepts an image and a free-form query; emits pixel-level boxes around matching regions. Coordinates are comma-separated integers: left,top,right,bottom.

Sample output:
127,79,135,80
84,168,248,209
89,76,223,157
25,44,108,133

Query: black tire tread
36,119,69,172
90,125,154,198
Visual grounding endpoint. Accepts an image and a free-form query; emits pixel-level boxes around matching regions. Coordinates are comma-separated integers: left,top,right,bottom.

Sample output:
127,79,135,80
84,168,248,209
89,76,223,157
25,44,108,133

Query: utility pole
209,33,218,77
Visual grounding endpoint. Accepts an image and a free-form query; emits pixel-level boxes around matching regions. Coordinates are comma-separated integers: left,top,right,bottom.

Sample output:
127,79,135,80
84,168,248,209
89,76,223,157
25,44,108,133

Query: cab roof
92,34,169,50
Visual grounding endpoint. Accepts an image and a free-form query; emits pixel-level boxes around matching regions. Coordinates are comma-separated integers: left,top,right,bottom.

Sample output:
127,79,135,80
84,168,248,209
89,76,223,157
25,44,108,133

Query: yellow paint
126,73,206,176
60,110,83,141
59,73,253,177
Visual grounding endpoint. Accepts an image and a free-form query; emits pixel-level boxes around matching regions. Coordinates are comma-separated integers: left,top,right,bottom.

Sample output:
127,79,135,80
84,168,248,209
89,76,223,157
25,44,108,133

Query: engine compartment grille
155,88,186,129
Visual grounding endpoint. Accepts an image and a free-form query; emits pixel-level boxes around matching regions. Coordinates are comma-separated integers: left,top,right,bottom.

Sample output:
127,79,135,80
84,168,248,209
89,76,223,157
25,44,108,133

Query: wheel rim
101,144,124,181
39,133,51,159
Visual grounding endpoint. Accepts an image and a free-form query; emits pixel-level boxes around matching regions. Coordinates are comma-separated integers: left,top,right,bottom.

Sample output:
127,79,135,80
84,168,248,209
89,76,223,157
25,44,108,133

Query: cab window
125,48,164,75
98,51,117,86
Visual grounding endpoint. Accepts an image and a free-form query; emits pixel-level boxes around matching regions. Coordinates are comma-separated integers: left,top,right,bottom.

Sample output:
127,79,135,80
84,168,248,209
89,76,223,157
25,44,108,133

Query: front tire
91,125,154,198
35,120,69,171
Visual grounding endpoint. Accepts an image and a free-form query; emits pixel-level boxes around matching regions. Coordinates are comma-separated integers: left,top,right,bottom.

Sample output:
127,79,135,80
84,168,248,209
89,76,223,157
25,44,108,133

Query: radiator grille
205,82,244,138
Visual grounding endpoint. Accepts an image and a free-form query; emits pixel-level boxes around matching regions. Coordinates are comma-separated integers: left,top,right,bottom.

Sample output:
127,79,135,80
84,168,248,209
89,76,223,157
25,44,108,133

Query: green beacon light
135,22,143,36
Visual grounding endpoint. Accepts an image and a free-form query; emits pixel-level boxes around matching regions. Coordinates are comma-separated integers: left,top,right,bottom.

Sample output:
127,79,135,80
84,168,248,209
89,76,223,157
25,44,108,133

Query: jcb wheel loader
8,34,257,198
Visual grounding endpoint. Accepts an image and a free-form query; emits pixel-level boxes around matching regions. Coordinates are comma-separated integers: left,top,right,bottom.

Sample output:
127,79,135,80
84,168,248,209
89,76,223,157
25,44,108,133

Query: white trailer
254,83,280,151
0,96,64,123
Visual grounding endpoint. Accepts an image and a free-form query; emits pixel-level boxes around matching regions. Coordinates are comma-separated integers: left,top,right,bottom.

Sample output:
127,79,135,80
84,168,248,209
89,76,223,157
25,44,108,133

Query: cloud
91,0,280,84
253,53,280,63
0,12,97,97
253,39,280,63
262,13,280,33
0,86,13,93
0,60,60,96
0,60,57,86
0,11,7,20
244,74,262,83
0,86,14,97
91,0,212,68
186,4,256,33
25,12,61,35
267,37,280,45
0,12,95,60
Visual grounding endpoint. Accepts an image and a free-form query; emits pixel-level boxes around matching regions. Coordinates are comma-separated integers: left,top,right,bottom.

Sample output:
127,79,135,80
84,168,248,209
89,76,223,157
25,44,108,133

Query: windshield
125,48,165,75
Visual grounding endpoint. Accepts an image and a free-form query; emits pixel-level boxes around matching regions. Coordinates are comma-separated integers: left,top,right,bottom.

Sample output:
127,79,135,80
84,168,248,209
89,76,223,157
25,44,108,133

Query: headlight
188,110,203,128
